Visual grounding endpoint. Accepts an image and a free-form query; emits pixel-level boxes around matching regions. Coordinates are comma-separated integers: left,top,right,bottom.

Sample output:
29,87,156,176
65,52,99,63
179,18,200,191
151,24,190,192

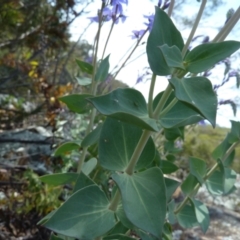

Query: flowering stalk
167,0,175,17
77,2,105,173
181,0,207,57
101,20,115,59
112,28,148,80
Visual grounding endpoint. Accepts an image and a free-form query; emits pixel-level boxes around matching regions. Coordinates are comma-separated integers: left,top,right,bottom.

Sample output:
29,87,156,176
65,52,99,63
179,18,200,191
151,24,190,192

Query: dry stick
181,0,207,58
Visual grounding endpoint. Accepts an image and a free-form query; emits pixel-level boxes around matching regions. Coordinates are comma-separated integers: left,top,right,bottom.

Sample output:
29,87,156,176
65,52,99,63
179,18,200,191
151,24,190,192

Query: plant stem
174,140,240,214
91,4,104,93
77,3,105,173
102,21,115,59
181,0,207,58
204,140,240,180
148,74,157,118
77,108,97,172
153,84,173,119
125,130,152,175
112,28,148,80
158,97,178,119
168,0,175,17
213,6,240,42
108,188,121,211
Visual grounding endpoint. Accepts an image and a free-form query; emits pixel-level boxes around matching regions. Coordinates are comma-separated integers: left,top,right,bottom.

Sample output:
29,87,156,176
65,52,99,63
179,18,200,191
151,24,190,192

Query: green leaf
160,160,178,174
154,91,204,128
75,76,92,86
76,59,93,74
147,7,184,76
228,120,240,143
224,150,235,167
59,94,93,114
212,131,236,166
164,177,180,201
95,55,110,82
159,44,185,70
162,222,173,240
81,124,102,147
54,142,80,156
49,233,64,240
44,185,115,239
99,118,155,171
112,168,167,238
167,200,176,224
136,229,158,240
82,158,98,175
169,77,217,127
184,41,240,73
107,221,128,236
205,165,236,196
212,133,232,161
73,172,95,193
49,233,76,240
40,173,78,186
181,174,199,196
189,157,207,184
164,127,184,141
88,88,159,131
103,234,136,240
223,168,237,194
176,204,198,229
190,199,210,233
116,203,136,229
38,210,56,225
206,170,224,195
166,154,176,162
164,141,181,154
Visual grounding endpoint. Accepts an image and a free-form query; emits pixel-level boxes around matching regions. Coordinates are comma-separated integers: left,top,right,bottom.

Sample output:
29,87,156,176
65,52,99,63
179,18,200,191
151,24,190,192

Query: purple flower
198,120,206,126
89,0,127,24
229,70,238,77
203,70,212,77
111,0,128,5
131,30,145,39
202,36,209,43
102,7,113,21
144,14,155,31
158,0,162,7
135,68,151,84
88,16,99,23
136,73,144,84
162,0,170,10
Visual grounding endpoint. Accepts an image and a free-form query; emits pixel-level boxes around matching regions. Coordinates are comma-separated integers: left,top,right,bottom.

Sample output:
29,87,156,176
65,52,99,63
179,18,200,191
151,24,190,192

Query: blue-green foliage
39,3,240,240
